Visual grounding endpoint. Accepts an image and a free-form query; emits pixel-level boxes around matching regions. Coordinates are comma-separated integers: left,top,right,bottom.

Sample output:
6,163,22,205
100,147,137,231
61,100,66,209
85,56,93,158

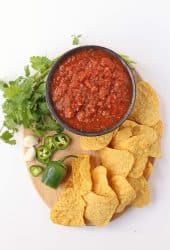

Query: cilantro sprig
0,130,16,145
119,54,136,69
0,56,63,145
71,34,82,45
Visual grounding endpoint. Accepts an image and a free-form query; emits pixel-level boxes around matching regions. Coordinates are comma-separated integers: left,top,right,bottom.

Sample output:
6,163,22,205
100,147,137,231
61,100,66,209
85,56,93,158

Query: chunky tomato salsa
50,49,132,132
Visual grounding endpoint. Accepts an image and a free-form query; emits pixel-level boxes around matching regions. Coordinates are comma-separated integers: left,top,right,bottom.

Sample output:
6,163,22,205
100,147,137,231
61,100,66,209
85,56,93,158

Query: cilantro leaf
24,65,30,77
44,117,63,133
0,81,8,91
39,102,49,115
71,34,82,45
3,83,21,99
0,130,16,145
30,56,52,73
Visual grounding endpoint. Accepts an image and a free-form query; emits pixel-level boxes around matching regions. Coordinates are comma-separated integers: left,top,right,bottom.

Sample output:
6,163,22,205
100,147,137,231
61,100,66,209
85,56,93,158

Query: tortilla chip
130,122,162,158
99,147,134,177
72,155,92,195
143,161,153,179
80,132,113,150
51,188,85,226
112,128,119,137
83,192,119,226
132,125,158,145
129,81,160,126
111,127,132,148
91,165,116,196
120,120,138,129
114,135,149,178
132,124,160,158
127,177,150,208
149,120,163,157
129,155,148,178
149,139,161,158
152,120,163,137
110,175,136,213
65,174,73,188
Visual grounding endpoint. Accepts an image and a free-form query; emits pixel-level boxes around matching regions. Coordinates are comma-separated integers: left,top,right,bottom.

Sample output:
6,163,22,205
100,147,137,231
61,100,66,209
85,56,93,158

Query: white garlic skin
23,135,38,148
25,147,36,161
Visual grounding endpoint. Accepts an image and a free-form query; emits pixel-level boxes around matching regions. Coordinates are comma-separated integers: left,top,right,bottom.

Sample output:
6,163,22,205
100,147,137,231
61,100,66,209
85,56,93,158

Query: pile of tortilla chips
50,81,163,227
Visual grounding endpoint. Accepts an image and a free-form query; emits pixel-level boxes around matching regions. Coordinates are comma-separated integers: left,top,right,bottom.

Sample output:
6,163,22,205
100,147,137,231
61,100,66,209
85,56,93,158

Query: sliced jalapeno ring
29,165,44,177
44,136,57,152
52,133,70,150
36,145,52,164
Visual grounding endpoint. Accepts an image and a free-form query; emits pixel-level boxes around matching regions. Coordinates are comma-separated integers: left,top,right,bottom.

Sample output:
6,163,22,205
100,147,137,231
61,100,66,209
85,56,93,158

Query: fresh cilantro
0,56,63,145
30,56,52,73
24,65,30,77
44,116,63,133
71,34,82,45
119,54,136,69
0,130,16,145
3,81,21,99
0,81,8,91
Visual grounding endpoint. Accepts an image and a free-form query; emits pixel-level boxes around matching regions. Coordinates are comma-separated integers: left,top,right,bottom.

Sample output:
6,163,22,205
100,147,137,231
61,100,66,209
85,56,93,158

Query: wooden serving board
24,72,141,209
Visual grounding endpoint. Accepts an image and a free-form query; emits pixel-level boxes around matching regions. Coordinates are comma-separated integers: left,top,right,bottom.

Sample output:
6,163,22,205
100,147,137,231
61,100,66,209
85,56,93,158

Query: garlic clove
25,147,36,162
23,135,38,148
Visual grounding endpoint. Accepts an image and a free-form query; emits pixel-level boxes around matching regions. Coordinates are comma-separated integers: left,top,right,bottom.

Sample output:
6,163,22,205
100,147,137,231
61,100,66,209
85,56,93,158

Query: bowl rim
46,45,136,136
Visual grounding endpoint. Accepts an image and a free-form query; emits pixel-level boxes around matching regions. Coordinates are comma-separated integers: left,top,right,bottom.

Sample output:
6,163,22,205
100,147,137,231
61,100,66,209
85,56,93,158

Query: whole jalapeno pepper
41,155,77,188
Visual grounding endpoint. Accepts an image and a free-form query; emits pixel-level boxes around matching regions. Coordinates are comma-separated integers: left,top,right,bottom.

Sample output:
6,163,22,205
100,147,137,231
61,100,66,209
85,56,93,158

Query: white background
0,0,170,249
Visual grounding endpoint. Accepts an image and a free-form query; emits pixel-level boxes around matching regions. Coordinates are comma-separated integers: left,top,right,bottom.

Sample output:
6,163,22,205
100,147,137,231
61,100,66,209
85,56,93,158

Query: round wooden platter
24,72,141,209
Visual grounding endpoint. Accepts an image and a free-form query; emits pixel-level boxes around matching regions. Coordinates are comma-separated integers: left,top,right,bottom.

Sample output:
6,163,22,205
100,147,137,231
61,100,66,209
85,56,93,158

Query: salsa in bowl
46,46,136,136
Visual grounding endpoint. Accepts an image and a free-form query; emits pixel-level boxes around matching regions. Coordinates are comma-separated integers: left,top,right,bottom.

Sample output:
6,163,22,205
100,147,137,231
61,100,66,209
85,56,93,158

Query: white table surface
0,0,170,249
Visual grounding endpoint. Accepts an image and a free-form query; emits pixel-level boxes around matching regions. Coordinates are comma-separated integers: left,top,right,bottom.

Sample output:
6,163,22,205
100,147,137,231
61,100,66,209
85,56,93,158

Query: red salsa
50,49,132,132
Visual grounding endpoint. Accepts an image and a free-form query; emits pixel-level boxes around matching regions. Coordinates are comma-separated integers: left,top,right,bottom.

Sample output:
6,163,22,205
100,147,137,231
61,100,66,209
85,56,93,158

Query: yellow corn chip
149,140,161,158
143,161,153,179
110,175,136,213
129,81,160,126
152,120,163,137
80,132,113,150
72,155,92,195
114,135,149,178
132,125,158,145
91,165,115,196
129,155,148,178
51,188,85,226
112,128,119,137
149,120,163,157
65,174,73,188
83,192,119,226
127,177,150,208
100,147,134,177
111,127,132,148
120,120,138,129
132,124,160,158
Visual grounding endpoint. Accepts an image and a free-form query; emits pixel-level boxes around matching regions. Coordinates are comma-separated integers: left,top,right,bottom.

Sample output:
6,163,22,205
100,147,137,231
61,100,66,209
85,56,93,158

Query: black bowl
46,45,136,136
